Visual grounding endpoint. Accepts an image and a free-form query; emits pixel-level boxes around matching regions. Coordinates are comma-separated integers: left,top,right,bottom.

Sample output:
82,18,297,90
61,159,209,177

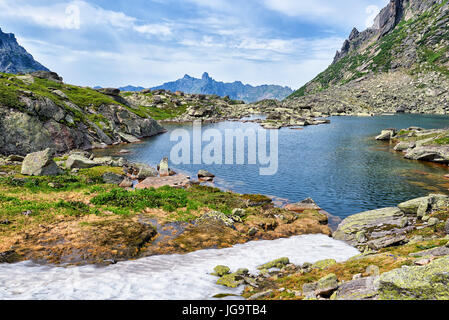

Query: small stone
427,217,440,226
248,227,258,236
414,258,433,266
21,210,32,216
315,273,339,297
365,265,380,277
119,178,133,188
232,208,246,217
445,220,449,235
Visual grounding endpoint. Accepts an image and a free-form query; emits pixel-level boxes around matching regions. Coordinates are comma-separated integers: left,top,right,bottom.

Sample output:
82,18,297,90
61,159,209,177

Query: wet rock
21,148,62,176
377,256,449,300
375,129,396,140
198,170,215,181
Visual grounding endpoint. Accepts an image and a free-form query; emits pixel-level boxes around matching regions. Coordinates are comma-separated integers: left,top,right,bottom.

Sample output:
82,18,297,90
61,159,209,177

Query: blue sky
0,0,389,89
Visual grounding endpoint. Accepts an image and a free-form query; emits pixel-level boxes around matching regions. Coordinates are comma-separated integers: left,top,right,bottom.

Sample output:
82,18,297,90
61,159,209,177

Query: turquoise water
95,114,449,219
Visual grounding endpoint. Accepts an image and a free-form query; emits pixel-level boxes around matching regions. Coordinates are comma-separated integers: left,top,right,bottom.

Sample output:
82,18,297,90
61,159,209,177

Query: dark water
95,114,449,219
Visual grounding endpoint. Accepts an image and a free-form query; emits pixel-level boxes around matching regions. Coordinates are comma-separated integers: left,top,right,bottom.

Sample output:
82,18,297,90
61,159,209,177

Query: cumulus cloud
0,0,389,89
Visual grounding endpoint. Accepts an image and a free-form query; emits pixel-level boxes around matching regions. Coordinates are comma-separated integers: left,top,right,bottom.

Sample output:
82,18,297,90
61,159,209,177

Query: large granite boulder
333,207,411,249
66,154,99,169
21,148,62,176
376,255,449,300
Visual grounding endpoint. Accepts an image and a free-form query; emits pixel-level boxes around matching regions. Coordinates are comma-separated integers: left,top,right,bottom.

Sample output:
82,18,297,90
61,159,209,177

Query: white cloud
134,24,172,36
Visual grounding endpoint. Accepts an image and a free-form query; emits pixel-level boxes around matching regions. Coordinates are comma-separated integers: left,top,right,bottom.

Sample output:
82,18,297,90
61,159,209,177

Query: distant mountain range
150,72,293,103
0,28,49,74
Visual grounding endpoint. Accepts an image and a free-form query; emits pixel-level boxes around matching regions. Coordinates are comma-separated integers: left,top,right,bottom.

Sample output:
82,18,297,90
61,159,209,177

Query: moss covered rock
257,257,289,270
377,255,449,300
312,259,337,270
216,273,244,288
212,265,230,277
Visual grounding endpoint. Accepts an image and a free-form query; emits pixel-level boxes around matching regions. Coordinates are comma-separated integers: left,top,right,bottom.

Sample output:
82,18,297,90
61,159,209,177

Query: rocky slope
284,0,449,115
213,193,449,300
0,28,49,74
0,71,165,156
151,72,293,103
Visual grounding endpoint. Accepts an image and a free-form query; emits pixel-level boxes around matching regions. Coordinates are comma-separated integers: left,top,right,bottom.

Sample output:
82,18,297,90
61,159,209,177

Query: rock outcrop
0,72,165,156
150,72,293,103
376,127,449,165
286,0,449,116
0,28,49,74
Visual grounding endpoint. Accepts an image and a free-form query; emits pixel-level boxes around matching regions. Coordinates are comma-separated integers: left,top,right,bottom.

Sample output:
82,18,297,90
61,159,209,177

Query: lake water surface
96,114,449,219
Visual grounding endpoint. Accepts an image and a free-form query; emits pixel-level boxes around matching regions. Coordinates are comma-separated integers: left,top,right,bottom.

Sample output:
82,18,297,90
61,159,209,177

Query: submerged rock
21,148,62,176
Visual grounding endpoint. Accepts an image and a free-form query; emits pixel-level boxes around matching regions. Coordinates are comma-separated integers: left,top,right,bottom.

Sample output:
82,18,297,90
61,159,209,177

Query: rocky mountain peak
201,72,211,80
0,27,49,74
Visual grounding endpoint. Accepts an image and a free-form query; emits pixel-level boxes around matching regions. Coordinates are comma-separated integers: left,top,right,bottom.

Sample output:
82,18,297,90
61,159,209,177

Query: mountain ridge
282,0,448,116
0,28,49,74
287,0,448,101
150,72,293,103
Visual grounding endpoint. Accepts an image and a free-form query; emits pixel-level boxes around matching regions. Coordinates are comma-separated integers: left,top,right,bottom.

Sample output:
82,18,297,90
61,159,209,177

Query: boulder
257,257,290,270
21,148,62,176
66,154,99,169
375,129,396,141
198,170,215,181
333,207,408,248
102,172,125,185
377,256,449,300
312,259,337,270
216,273,244,288
315,273,339,297
130,163,158,180
398,196,429,215
119,178,134,188
212,265,230,277
332,276,379,300
404,146,449,163
159,157,169,177
31,71,63,83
